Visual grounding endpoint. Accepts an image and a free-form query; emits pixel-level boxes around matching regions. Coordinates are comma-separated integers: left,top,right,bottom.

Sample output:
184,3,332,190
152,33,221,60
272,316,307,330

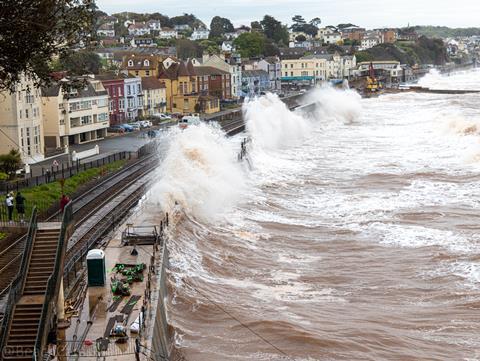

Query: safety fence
0,151,129,194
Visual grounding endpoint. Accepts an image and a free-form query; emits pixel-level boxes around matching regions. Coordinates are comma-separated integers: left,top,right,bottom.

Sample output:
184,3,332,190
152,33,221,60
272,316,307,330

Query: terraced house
96,73,127,125
42,77,109,147
158,60,220,114
123,54,162,78
124,75,143,120
141,77,167,116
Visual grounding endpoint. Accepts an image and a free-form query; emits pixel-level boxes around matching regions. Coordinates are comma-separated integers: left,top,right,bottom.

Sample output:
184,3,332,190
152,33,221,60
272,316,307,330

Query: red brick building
95,73,126,125
194,66,231,100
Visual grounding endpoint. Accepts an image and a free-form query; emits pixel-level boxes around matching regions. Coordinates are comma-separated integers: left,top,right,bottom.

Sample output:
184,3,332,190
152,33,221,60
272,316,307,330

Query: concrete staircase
2,225,61,361
23,228,60,295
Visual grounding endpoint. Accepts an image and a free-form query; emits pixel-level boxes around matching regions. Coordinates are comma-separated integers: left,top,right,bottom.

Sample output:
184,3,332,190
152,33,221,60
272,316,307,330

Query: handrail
0,207,38,354
33,202,73,361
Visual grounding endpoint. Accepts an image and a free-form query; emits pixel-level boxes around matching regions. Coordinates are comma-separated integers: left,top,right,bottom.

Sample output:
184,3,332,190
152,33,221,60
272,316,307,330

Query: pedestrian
5,192,14,223
15,191,26,222
60,194,70,212
45,169,51,183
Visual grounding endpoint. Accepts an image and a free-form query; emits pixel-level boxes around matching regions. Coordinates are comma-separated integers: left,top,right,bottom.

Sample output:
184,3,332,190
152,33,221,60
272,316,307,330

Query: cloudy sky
96,0,480,29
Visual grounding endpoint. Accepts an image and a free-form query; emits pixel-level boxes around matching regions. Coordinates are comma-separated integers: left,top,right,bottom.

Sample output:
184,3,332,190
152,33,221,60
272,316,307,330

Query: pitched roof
242,69,269,77
128,22,149,30
123,54,160,70
141,76,166,90
42,78,107,98
194,66,229,76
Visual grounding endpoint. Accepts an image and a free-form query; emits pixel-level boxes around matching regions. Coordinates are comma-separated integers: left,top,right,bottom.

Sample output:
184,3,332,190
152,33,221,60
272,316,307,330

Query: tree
0,150,22,177
264,39,280,57
0,0,96,92
176,39,202,59
147,13,172,28
233,32,265,58
171,13,204,28
250,21,263,33
295,34,307,42
209,16,234,39
291,15,306,31
303,23,319,37
199,40,220,55
310,17,321,27
59,51,102,75
114,22,128,37
260,15,289,45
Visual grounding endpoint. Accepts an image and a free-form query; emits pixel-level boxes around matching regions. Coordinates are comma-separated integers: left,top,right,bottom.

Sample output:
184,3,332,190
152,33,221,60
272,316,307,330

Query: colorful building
194,66,231,99
96,73,126,125
141,77,167,116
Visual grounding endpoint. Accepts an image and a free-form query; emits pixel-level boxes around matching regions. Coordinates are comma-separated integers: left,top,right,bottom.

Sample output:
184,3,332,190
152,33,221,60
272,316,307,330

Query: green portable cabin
87,249,106,287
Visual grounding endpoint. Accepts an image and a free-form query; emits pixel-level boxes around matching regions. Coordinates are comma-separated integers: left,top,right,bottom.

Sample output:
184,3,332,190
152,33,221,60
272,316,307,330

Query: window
25,109,29,118
97,98,108,107
127,85,131,96
135,71,139,76
291,72,293,76
284,64,288,69
290,64,293,68
137,84,141,93
285,72,288,77
19,110,22,119
144,60,150,67
146,70,150,76
98,113,108,121
81,115,92,124
128,60,134,67
25,93,35,104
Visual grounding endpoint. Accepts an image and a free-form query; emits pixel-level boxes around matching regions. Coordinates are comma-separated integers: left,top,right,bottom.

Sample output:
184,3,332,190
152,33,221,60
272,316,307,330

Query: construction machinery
366,62,381,92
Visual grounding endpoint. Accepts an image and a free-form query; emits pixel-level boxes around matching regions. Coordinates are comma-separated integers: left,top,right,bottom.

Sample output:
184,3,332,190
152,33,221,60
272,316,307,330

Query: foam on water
150,123,245,223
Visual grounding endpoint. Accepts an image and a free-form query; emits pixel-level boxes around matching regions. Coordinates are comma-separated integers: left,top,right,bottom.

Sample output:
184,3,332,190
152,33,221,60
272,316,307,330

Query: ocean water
150,68,480,360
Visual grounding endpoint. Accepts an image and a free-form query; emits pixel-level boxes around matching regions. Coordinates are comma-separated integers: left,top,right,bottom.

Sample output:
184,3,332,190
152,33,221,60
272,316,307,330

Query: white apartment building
147,20,162,31
0,76,44,164
190,28,210,41
158,28,178,39
42,77,109,147
128,22,151,36
97,23,115,38
361,36,381,50
281,53,357,83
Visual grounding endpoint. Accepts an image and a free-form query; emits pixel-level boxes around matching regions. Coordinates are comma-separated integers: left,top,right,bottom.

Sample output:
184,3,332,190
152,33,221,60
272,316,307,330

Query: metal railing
0,151,129,193
150,212,171,360
0,207,38,355
34,202,73,361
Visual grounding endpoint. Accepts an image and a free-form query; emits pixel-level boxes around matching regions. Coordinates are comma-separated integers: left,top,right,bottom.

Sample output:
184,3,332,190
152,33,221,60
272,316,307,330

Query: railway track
0,153,159,299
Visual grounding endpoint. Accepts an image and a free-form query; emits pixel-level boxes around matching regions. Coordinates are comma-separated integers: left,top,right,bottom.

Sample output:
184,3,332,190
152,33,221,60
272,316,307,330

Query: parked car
128,122,141,130
108,125,125,133
153,113,172,121
120,124,134,132
138,120,152,128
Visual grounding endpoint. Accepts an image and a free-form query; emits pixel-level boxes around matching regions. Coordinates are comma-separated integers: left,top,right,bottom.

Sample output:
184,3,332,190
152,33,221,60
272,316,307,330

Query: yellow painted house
122,54,162,78
157,60,221,115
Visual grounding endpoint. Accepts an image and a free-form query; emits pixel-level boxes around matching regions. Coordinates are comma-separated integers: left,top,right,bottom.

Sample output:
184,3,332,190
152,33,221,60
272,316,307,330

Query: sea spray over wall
306,85,362,124
244,93,310,151
151,123,245,222
418,68,442,88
